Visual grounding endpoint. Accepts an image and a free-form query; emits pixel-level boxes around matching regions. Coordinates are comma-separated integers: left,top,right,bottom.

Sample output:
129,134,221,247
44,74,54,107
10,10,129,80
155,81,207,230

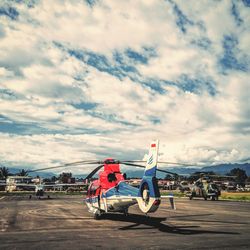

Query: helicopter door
88,183,101,208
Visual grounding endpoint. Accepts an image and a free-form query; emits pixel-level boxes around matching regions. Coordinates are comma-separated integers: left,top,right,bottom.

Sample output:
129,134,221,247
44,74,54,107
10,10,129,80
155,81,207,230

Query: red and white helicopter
84,140,176,219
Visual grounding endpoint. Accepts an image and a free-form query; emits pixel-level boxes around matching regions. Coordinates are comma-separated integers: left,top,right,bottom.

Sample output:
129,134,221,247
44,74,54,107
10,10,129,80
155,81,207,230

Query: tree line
0,166,74,184
0,166,28,179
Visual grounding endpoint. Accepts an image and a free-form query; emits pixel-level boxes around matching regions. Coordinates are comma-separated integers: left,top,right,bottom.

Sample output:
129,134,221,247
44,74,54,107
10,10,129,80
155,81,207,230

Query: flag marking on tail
148,155,153,165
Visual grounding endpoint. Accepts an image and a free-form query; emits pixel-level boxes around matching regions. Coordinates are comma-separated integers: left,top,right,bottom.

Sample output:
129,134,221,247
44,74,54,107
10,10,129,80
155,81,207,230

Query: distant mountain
200,163,250,175
74,174,88,179
3,167,21,175
161,167,198,175
165,163,250,176
28,171,56,178
7,167,56,178
126,163,250,177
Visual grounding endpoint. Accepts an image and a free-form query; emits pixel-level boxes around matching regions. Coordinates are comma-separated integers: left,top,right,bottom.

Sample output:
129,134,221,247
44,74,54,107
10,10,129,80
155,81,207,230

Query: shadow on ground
101,213,239,235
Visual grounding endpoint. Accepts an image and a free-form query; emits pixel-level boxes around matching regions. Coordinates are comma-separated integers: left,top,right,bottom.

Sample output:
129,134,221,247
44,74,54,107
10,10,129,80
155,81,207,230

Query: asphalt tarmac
0,195,250,250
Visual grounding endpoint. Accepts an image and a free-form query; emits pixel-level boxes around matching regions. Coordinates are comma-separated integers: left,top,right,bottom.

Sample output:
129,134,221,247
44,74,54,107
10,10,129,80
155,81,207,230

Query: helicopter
82,140,177,219
187,174,222,201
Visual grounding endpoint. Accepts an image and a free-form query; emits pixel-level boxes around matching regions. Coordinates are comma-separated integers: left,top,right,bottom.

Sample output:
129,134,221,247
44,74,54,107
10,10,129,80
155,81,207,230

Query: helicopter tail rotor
137,140,161,213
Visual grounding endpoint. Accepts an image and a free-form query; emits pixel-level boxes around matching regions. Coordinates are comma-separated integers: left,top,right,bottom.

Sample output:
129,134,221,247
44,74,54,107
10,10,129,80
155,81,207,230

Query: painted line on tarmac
0,196,5,200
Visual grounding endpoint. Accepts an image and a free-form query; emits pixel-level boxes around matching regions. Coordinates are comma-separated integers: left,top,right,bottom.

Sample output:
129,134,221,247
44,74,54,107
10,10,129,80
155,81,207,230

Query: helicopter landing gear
211,195,218,201
123,208,129,217
94,210,102,220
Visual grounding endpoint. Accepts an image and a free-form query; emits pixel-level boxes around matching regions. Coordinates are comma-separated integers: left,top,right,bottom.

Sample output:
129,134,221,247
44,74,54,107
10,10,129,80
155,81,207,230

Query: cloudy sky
0,0,250,174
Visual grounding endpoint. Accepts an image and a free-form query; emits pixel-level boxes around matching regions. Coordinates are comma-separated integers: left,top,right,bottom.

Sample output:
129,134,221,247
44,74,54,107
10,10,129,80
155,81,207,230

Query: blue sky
0,0,250,173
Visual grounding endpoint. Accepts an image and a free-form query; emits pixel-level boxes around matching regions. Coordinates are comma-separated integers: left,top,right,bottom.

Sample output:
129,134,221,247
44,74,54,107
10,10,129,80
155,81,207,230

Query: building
6,176,33,192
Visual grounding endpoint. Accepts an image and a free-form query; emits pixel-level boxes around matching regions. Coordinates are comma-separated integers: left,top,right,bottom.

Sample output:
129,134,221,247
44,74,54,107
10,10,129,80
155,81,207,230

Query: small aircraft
28,182,49,199
0,181,49,199
27,182,87,199
0,178,86,199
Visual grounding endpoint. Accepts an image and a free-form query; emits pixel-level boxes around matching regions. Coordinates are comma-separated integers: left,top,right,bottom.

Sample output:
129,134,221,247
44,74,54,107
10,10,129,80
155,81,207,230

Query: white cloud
0,0,249,174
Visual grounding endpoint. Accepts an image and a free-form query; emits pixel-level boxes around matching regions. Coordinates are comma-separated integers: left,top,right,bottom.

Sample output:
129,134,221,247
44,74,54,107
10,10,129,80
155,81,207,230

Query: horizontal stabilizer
161,195,176,210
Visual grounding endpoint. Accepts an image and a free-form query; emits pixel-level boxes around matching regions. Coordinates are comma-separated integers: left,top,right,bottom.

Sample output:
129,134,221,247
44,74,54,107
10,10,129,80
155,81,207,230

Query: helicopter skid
86,200,99,214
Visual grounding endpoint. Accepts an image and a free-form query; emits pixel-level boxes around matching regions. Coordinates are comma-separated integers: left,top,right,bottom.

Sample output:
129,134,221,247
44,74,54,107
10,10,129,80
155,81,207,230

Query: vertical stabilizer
144,140,159,177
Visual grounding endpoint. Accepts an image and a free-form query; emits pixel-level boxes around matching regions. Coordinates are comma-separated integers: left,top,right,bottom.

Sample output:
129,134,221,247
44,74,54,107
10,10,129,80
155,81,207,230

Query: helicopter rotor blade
121,162,178,176
121,160,200,167
84,164,104,180
158,161,200,167
27,160,102,173
25,158,188,180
